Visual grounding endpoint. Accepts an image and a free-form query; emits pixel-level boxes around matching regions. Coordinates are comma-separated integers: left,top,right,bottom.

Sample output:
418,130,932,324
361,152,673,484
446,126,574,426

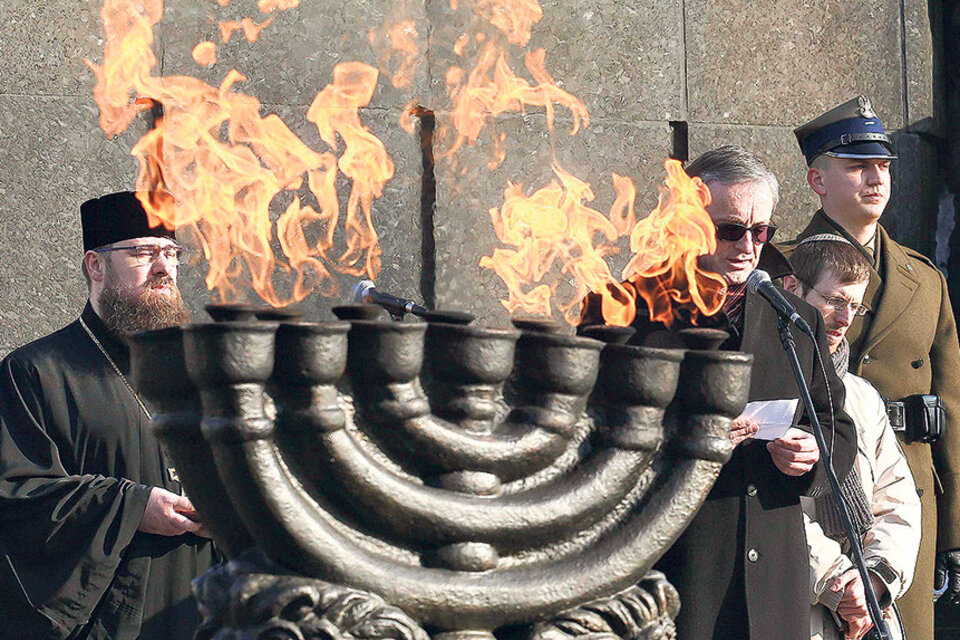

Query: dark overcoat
655,249,857,640
0,303,213,639
782,211,960,637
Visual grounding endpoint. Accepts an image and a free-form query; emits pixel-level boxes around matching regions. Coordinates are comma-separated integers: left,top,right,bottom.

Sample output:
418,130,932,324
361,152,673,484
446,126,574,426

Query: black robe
654,249,858,640
0,302,213,639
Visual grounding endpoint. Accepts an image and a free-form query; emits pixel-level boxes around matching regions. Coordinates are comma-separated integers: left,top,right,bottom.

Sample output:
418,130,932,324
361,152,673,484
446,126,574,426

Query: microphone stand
776,318,891,640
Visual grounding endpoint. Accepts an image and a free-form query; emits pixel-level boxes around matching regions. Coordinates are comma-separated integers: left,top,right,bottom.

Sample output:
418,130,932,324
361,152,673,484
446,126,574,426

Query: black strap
817,132,891,156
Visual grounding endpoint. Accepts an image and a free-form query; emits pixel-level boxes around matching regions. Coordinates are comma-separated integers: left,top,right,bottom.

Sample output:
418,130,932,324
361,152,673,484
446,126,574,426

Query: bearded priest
0,192,215,639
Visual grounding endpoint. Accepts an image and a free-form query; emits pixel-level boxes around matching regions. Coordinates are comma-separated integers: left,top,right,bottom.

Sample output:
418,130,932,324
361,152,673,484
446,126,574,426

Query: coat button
748,548,760,563
912,358,924,369
863,354,871,364
747,484,757,497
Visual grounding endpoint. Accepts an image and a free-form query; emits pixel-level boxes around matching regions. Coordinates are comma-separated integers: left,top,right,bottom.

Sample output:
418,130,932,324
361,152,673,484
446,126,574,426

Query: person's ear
807,166,827,197
84,251,106,283
782,274,803,297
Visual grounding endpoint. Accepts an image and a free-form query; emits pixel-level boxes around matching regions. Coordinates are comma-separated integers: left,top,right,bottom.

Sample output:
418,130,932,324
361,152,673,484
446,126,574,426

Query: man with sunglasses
652,146,856,640
0,192,214,639
784,96,960,638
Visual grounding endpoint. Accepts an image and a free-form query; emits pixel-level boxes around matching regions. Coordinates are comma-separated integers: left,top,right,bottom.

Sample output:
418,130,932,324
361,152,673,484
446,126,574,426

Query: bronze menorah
129,308,751,640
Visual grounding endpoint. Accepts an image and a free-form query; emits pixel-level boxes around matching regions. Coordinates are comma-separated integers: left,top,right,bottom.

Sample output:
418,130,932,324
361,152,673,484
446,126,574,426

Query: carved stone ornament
530,571,680,640
193,549,430,640
129,308,752,640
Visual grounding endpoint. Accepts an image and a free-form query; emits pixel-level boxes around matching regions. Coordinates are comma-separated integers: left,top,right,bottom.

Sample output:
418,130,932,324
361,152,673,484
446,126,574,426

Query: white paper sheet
737,398,800,441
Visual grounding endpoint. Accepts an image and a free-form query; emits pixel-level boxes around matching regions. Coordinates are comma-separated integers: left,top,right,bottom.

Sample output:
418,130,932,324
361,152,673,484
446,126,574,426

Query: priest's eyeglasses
95,244,187,266
806,283,869,316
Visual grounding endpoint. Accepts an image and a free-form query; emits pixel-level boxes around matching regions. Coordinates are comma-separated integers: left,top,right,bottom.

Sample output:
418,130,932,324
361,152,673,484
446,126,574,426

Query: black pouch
903,393,944,443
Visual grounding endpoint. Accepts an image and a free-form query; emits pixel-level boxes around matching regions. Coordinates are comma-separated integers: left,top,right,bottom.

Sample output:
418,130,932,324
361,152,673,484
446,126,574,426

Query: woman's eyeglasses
715,223,778,244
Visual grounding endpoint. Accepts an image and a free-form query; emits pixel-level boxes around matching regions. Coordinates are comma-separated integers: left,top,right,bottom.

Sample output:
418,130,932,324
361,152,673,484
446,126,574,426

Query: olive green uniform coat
782,210,960,638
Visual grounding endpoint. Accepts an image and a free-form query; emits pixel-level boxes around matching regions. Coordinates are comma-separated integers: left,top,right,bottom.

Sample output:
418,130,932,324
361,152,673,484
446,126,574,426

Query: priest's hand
729,417,759,447
139,487,209,537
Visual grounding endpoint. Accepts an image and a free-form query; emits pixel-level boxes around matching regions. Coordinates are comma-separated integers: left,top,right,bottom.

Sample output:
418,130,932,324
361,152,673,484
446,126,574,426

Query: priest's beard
97,270,191,338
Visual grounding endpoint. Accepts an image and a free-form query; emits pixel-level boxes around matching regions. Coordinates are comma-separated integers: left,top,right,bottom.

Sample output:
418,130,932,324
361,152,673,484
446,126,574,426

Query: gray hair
684,145,780,207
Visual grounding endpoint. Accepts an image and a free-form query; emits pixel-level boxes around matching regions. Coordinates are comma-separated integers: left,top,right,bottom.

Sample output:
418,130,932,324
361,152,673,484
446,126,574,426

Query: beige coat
783,212,960,637
805,372,922,640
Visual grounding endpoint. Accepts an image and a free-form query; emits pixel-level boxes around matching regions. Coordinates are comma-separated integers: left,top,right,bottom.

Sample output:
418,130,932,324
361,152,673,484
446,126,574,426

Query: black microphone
353,279,429,319
746,270,814,338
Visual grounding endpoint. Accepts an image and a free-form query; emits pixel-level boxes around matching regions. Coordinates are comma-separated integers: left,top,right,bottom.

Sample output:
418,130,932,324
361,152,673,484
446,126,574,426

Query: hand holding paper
738,399,799,441
734,398,819,476
729,417,760,447
767,429,820,476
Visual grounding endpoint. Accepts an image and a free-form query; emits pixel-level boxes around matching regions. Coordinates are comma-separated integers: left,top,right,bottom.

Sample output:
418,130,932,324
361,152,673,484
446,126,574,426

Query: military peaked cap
794,96,896,165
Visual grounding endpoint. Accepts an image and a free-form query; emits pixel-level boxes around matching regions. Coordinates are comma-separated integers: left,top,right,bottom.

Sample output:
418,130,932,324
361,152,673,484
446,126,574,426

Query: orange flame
192,41,217,66
480,164,634,324
219,17,274,43
88,0,394,305
440,0,586,167
369,18,420,90
307,63,395,277
473,0,544,46
482,161,726,328
612,160,727,327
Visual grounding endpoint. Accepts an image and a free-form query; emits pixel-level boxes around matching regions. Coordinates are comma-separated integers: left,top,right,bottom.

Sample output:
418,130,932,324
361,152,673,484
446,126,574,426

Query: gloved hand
935,550,960,605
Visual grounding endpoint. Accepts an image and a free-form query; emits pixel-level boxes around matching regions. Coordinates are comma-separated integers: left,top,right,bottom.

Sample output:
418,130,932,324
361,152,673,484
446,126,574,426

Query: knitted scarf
813,337,874,543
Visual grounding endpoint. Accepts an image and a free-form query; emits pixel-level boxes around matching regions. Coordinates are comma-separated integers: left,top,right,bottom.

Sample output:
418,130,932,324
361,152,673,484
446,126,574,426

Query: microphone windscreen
746,269,772,292
353,279,376,303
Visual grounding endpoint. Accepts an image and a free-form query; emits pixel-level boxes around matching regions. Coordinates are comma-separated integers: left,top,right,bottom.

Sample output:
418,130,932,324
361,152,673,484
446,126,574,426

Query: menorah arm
363,414,570,480
286,424,655,548
203,432,722,631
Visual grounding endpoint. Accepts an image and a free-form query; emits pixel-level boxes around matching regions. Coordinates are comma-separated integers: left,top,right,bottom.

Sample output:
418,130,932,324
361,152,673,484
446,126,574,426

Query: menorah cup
129,310,753,640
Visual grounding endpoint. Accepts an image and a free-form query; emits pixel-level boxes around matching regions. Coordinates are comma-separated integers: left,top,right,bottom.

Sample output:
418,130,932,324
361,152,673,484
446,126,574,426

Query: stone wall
0,0,947,355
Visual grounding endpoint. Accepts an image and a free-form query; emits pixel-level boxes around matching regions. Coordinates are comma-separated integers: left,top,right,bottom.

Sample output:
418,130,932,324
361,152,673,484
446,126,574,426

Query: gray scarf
813,338,874,543
831,337,850,377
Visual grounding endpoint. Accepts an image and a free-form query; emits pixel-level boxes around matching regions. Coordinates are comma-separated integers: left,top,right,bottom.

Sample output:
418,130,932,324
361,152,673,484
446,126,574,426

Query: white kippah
797,233,855,247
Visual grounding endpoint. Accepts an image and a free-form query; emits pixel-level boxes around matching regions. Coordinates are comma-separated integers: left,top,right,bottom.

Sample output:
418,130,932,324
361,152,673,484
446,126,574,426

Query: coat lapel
863,226,921,352
740,290,764,358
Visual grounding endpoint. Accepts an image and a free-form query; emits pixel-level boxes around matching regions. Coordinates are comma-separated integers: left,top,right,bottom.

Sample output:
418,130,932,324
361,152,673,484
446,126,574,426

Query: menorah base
192,550,680,640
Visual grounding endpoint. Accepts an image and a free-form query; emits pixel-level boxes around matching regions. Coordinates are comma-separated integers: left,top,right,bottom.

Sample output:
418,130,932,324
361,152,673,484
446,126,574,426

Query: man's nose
836,305,855,326
735,230,755,253
865,166,883,185
150,252,176,276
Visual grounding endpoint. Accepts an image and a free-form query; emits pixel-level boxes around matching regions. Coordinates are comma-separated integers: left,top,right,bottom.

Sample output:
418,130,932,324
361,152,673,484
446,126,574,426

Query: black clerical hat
81,191,176,252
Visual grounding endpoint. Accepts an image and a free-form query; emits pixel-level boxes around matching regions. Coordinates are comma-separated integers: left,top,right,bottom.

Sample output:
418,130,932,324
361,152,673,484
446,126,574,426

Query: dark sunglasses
715,223,777,244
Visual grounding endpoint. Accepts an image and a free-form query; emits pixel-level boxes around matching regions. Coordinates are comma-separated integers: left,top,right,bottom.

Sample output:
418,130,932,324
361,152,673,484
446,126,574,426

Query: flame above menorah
129,306,752,639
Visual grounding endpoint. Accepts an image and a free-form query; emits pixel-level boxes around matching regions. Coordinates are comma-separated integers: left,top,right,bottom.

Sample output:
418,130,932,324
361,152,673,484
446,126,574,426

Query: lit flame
192,41,217,66
613,160,726,327
88,0,394,305
440,0,587,167
482,161,726,328
369,18,420,89
307,63,395,277
473,0,544,46
219,17,274,43
480,163,634,324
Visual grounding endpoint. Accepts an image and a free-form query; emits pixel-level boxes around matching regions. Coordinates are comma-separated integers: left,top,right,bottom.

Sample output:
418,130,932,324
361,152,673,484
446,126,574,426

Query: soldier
783,96,960,638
